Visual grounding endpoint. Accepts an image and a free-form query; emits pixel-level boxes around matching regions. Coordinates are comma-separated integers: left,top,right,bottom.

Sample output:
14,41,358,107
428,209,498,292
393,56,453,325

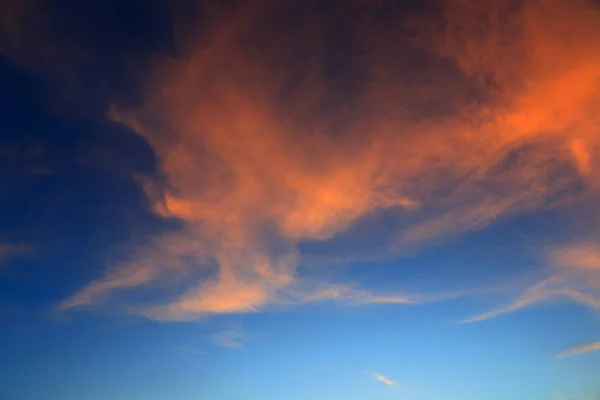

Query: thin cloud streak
0,243,31,266
177,346,204,356
556,342,600,359
211,326,246,349
461,276,600,323
462,241,600,323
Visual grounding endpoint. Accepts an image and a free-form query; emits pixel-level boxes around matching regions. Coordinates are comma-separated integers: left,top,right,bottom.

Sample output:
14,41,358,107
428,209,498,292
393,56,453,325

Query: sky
1,0,600,399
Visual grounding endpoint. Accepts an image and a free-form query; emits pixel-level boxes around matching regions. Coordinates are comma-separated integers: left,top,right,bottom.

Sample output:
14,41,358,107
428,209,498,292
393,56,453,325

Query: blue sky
1,1,600,399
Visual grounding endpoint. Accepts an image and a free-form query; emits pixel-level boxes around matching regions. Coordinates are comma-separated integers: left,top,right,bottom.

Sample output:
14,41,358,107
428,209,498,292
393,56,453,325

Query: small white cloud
372,372,397,386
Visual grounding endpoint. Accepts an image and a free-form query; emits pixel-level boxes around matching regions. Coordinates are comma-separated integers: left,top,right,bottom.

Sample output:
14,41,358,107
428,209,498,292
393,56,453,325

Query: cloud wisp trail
555,342,600,359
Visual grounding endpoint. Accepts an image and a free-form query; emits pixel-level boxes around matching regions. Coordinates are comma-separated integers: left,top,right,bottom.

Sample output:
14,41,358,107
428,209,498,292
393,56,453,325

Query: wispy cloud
177,346,204,356
0,243,31,266
281,281,502,309
372,372,397,386
556,342,600,359
460,276,564,323
211,326,246,349
461,277,600,323
461,240,600,323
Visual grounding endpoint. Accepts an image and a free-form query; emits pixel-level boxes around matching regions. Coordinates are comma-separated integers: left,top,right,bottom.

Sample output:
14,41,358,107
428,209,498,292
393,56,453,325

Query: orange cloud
47,0,600,320
551,243,600,272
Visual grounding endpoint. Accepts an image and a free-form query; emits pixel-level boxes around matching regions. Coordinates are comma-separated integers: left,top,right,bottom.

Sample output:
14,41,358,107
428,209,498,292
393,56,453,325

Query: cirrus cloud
556,341,600,359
